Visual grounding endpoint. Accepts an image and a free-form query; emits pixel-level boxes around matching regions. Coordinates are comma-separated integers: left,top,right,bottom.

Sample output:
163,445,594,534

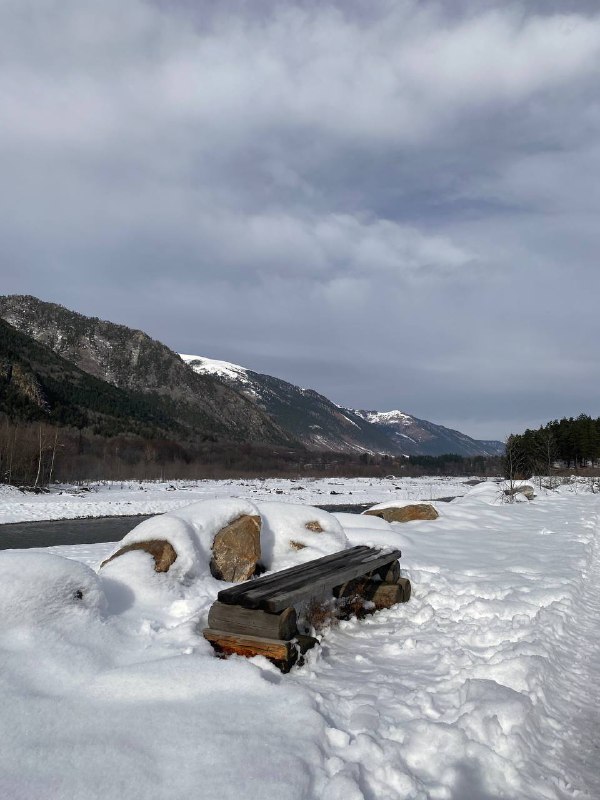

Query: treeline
505,414,600,478
406,453,502,477
0,416,503,486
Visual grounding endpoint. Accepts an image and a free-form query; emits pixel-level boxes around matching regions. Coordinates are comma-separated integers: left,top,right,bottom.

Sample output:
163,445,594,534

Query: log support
203,629,318,673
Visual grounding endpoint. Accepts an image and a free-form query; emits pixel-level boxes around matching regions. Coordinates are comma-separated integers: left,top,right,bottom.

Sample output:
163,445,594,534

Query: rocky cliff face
0,296,296,446
0,316,178,436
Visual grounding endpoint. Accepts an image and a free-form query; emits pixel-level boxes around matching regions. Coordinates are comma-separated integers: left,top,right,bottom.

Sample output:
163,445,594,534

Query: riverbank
0,476,470,525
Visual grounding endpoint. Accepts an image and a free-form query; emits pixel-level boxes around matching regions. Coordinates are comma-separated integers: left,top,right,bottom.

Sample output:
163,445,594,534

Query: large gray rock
210,514,262,582
364,503,439,523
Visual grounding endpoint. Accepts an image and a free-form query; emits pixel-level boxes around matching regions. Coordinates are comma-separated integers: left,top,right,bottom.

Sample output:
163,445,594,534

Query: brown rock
305,521,324,533
289,540,307,551
100,539,177,572
210,514,262,582
364,503,439,523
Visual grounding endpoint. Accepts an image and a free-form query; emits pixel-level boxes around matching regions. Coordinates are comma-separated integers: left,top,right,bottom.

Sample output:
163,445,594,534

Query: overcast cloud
2,0,600,439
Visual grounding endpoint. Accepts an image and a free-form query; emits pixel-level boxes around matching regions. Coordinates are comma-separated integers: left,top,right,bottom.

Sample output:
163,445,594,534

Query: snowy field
1,479,599,799
0,476,469,524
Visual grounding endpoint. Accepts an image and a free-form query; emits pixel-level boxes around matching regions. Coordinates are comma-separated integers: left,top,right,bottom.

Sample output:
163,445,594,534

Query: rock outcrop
364,503,439,523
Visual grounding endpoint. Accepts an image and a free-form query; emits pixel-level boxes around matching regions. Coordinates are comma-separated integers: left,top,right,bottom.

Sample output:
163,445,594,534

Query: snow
0,476,470,524
256,501,348,571
1,479,599,798
180,352,250,382
0,551,106,626
357,409,415,426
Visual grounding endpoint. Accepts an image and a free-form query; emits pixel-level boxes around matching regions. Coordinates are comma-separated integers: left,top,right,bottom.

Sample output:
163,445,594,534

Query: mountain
0,295,503,457
0,317,177,437
0,296,296,447
181,355,504,457
353,410,505,457
180,355,395,454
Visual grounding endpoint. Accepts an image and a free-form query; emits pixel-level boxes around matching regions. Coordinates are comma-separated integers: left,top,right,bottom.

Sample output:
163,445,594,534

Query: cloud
1,0,600,439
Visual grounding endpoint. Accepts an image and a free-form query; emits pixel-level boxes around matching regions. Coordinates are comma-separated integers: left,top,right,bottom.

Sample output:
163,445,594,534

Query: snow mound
103,497,261,581
0,551,106,626
256,502,349,571
333,511,410,551
104,498,349,580
456,480,536,506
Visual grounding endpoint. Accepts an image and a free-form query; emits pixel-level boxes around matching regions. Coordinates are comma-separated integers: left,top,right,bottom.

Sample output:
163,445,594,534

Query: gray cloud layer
2,0,600,439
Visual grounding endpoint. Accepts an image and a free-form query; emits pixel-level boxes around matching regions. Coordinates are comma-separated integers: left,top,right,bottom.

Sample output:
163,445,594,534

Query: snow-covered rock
364,501,439,522
254,502,348,571
101,497,262,582
0,551,106,627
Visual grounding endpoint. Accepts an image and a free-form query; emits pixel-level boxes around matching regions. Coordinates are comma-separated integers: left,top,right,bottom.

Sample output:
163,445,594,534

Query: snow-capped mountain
180,355,395,454
181,355,504,457
353,410,504,457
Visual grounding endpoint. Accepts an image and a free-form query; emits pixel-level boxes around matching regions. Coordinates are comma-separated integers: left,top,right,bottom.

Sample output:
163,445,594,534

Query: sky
2,0,600,441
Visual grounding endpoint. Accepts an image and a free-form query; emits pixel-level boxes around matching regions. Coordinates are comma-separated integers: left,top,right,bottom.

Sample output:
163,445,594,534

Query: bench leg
203,628,318,673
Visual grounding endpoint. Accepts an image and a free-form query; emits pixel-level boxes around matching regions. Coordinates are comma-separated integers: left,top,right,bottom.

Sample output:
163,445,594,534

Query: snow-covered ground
1,480,599,799
0,476,469,524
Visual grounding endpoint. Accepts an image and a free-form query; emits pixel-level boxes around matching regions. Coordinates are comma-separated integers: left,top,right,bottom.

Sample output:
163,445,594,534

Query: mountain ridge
181,355,504,457
0,295,503,457
0,295,296,447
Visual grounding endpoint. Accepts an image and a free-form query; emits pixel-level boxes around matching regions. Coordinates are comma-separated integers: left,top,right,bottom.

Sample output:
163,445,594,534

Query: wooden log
203,629,297,672
207,602,297,640
334,577,411,610
369,582,404,609
371,560,400,583
396,577,411,603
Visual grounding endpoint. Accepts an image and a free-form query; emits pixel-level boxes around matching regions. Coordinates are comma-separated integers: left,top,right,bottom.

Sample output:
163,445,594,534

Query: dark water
0,504,373,551
0,515,155,551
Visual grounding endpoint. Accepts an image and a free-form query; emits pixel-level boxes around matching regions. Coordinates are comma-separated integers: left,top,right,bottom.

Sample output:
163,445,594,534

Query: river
0,503,374,550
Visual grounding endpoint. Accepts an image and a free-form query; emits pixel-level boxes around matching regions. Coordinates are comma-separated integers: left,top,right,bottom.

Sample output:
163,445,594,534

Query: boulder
364,503,439,523
503,485,535,500
100,539,177,572
210,514,262,582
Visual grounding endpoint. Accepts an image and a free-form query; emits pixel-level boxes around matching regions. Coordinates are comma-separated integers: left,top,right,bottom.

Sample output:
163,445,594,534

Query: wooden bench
203,545,410,671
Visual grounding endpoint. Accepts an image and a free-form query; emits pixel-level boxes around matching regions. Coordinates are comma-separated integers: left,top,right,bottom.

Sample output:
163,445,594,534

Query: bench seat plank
217,545,401,613
219,545,374,604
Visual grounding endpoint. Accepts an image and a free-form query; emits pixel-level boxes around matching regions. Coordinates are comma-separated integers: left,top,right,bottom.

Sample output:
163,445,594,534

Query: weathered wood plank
218,546,401,612
207,602,297,640
217,545,375,604
256,551,402,612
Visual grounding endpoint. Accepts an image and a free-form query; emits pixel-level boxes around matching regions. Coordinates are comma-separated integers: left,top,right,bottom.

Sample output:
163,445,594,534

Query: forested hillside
0,295,296,448
506,414,600,476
